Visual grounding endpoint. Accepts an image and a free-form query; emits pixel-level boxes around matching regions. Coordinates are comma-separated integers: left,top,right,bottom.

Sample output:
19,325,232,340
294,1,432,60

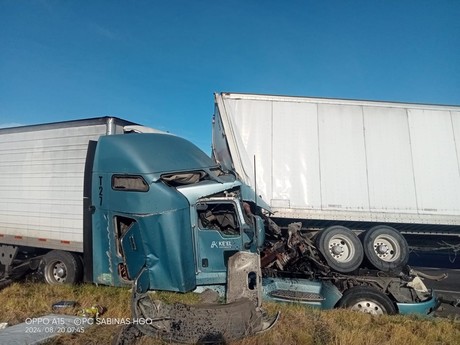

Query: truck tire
337,286,396,315
361,226,409,272
315,226,364,273
42,250,83,284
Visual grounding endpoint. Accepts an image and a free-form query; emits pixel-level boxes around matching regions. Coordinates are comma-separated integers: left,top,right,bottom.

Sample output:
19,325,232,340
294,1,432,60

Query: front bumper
396,291,440,315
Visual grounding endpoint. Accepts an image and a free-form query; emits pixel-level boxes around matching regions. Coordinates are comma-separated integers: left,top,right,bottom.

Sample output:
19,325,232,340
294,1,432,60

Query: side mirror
243,225,254,249
242,216,265,250
134,266,150,293
253,216,265,248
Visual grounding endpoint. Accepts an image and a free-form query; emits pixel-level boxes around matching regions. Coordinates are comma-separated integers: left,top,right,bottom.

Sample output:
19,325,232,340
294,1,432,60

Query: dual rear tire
315,225,409,274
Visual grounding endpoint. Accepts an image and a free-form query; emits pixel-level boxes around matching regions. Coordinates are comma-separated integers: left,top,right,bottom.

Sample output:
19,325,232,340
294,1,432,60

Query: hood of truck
94,133,218,178
177,179,242,203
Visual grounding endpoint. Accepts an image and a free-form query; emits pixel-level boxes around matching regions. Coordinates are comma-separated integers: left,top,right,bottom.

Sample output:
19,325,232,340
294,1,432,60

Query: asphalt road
409,252,460,319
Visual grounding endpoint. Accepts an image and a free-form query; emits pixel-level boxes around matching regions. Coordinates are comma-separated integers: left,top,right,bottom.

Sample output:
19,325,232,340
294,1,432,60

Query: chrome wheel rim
372,235,401,262
350,300,385,315
328,235,356,263
45,261,67,283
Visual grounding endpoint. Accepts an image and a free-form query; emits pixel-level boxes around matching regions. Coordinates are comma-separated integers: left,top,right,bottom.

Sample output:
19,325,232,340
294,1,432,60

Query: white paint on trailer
215,93,460,226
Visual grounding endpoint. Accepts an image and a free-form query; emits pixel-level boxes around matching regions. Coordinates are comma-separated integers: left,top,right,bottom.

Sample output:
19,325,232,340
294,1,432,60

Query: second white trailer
213,92,460,237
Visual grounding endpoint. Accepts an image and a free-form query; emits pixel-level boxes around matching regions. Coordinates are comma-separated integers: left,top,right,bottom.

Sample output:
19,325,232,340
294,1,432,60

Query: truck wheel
337,286,396,315
42,250,83,284
361,226,409,272
315,226,363,273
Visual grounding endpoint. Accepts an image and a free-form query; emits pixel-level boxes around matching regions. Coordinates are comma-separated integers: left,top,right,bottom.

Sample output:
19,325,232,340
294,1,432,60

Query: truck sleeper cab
91,132,256,291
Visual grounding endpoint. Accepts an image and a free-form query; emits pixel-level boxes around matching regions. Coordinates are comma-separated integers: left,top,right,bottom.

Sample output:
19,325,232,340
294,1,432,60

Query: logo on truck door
211,240,233,249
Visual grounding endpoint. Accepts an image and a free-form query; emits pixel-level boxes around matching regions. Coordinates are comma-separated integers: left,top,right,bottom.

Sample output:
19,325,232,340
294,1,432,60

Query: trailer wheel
42,250,83,284
361,226,409,272
315,226,363,273
337,286,396,315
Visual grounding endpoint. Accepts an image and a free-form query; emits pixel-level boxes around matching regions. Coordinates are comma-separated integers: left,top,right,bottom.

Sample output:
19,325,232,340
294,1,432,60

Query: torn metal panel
126,293,278,344
226,252,262,307
120,263,279,344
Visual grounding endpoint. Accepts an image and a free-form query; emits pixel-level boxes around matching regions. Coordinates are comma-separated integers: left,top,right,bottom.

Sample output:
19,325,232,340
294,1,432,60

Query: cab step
269,289,324,302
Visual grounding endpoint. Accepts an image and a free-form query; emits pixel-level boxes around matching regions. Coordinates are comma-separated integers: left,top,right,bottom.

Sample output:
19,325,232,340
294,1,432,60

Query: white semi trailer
0,117,155,284
213,92,460,271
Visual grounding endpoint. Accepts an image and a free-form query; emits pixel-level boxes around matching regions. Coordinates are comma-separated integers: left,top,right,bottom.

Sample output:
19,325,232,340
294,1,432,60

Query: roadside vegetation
1,282,459,345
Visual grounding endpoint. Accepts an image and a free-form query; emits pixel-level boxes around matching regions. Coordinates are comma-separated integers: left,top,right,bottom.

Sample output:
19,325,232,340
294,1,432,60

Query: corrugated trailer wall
216,93,460,226
0,119,125,252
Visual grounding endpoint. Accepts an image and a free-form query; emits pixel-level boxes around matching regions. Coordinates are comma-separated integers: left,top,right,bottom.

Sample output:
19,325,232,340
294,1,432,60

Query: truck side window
114,216,136,256
112,175,149,192
197,203,240,237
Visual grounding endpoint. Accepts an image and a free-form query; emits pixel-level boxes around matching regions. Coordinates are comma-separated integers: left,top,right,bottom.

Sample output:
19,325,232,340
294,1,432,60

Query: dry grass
1,282,459,345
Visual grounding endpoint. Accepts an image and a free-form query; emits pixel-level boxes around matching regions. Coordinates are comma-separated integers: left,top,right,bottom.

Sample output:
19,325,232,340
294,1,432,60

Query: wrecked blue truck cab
90,132,439,316
91,132,260,291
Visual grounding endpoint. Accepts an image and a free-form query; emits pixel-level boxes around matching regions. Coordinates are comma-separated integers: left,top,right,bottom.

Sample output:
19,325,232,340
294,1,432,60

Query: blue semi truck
0,116,442,318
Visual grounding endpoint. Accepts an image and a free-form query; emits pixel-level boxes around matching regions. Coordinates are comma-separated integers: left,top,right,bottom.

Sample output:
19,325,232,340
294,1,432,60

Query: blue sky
1,1,459,153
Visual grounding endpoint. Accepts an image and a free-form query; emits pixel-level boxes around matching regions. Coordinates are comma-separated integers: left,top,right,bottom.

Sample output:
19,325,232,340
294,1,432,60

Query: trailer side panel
214,93,460,228
0,119,127,252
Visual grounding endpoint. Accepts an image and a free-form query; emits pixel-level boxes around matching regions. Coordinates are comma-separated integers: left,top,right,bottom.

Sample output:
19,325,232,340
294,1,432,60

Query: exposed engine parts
261,222,330,276
259,219,437,304
261,221,330,277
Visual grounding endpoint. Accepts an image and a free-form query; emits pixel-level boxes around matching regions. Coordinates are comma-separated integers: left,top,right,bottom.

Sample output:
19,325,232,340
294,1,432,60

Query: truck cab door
119,220,146,281
195,201,247,276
